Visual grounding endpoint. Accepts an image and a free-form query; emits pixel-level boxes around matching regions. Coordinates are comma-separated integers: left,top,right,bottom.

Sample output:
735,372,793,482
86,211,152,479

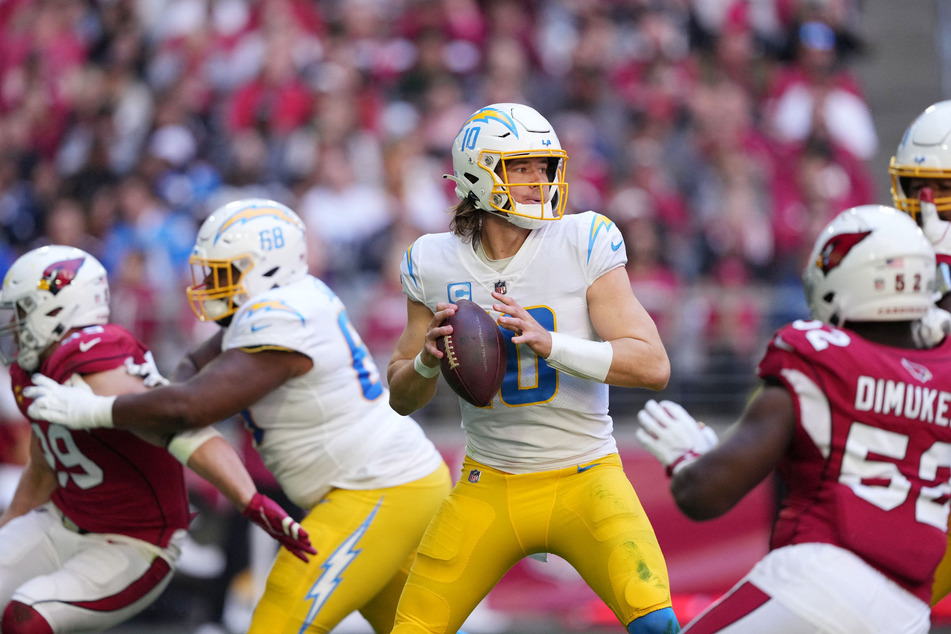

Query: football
437,299,508,407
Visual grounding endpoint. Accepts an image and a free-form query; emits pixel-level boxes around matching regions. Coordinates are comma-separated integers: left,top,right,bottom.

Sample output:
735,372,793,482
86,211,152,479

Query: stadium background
0,0,948,632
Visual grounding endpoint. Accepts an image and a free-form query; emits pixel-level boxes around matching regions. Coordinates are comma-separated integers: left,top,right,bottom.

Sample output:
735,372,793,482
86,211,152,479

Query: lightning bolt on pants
248,462,451,634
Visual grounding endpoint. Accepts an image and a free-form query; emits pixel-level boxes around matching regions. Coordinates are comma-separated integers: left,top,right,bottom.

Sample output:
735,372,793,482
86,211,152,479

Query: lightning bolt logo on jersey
241,300,305,332
587,214,615,264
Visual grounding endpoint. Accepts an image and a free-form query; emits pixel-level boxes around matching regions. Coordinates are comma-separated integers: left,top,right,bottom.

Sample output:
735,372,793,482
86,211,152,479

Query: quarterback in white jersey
387,103,679,634
23,200,451,634
403,209,623,471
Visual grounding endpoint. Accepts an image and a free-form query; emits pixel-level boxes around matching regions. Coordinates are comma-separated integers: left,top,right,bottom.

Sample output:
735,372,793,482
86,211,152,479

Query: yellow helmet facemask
888,156,951,223
186,255,253,322
889,100,951,223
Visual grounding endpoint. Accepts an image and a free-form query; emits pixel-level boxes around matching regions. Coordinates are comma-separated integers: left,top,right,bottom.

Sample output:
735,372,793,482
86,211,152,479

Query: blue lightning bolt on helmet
445,103,568,230
187,198,308,322
802,204,935,326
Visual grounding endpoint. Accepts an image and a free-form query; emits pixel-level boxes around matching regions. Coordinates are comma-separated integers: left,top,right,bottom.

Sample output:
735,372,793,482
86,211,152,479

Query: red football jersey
759,319,951,603
11,324,190,547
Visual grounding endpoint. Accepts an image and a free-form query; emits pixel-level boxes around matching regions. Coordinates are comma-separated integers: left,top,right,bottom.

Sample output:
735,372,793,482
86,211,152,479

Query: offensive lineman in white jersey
22,199,452,633
386,103,679,633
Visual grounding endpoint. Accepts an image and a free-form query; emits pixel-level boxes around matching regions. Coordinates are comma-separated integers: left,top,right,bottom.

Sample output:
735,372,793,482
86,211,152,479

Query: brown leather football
436,299,507,407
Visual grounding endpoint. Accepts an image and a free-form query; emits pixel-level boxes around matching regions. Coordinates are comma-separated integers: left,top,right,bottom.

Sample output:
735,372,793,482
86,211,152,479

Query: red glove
242,493,317,563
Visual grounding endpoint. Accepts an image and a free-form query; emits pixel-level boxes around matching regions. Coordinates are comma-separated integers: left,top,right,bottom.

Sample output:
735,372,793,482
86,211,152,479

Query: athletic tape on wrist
413,351,440,378
167,426,224,465
544,331,613,382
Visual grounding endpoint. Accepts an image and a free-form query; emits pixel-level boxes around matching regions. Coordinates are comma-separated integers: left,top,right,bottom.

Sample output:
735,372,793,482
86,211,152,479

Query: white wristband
92,396,116,428
167,426,224,465
545,331,613,382
413,351,440,378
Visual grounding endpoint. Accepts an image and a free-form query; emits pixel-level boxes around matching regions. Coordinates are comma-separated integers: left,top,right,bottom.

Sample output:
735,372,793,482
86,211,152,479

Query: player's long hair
450,198,484,243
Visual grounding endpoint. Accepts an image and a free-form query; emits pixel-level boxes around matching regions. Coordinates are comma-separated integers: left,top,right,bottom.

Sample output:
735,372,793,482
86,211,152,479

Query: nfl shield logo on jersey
494,280,507,295
468,469,481,483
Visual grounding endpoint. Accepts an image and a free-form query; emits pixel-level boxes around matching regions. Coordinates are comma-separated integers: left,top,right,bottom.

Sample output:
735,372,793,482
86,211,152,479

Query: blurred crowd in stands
0,0,885,629
0,0,878,445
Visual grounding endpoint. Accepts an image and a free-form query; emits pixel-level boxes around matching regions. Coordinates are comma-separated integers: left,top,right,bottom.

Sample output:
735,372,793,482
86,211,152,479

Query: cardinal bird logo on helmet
817,231,871,274
38,258,85,296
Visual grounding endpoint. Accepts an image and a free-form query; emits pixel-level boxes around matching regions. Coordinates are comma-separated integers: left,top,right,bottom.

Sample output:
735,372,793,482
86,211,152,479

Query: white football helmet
445,103,568,229
889,100,951,220
187,198,308,322
0,246,110,370
802,205,936,326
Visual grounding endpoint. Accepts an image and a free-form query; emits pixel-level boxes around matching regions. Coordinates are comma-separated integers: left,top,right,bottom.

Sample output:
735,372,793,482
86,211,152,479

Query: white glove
124,351,169,387
913,305,951,349
918,188,951,257
24,374,115,429
635,399,718,476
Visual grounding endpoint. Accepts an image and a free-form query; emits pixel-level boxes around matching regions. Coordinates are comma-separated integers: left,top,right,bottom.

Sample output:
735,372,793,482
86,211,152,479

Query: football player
889,99,951,314
385,103,679,633
0,245,311,632
890,100,951,607
635,205,951,633
22,200,451,633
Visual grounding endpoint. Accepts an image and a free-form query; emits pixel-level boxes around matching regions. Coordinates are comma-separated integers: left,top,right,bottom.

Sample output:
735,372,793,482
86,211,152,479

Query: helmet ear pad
802,204,936,326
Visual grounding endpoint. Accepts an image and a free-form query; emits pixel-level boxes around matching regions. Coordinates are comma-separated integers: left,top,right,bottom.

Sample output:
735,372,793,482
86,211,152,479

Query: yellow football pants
392,453,674,633
248,462,451,634
932,528,951,605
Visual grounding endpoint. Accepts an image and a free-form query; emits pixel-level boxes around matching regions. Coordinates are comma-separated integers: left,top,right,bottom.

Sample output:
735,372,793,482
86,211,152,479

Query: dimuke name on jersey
855,373,951,426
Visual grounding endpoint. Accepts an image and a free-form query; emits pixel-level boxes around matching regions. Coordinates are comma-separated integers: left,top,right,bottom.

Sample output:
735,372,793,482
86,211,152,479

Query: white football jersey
223,276,443,509
401,211,627,472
